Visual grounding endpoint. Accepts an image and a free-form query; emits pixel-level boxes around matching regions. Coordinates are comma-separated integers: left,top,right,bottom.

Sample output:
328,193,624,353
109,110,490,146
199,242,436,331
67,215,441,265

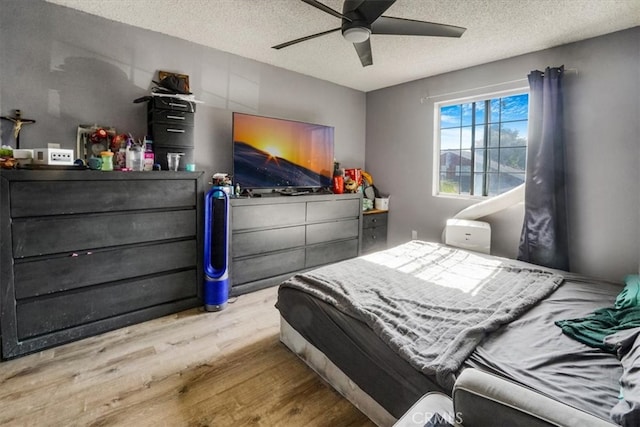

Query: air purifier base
204,302,228,312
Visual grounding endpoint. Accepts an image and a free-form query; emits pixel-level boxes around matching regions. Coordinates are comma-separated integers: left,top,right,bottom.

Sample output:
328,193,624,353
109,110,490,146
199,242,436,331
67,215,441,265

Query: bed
275,240,637,426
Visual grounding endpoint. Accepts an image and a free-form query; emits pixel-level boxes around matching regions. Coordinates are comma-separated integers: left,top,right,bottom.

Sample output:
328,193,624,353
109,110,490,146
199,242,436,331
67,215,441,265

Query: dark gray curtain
517,66,569,271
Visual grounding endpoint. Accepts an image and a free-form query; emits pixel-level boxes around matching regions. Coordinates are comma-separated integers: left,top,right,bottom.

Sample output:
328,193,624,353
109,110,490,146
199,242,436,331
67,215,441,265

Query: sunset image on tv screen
233,113,334,188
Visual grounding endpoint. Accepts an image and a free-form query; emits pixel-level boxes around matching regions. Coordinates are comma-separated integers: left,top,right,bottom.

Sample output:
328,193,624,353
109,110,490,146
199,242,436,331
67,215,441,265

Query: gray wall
0,0,366,181
366,27,640,282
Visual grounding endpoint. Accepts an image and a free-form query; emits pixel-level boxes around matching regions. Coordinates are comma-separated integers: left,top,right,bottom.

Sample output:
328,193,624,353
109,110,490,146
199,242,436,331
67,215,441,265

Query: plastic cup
132,153,144,171
167,153,184,171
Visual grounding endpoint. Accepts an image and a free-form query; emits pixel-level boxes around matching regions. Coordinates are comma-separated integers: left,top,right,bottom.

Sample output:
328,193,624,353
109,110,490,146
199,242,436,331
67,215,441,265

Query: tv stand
230,193,362,296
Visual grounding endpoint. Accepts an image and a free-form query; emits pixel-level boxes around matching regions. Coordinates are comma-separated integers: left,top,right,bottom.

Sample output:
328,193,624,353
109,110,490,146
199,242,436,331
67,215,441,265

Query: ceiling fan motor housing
341,0,372,42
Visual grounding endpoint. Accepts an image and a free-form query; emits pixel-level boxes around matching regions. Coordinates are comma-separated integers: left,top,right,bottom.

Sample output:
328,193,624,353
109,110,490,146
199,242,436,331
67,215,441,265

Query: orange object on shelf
332,175,344,194
344,168,362,185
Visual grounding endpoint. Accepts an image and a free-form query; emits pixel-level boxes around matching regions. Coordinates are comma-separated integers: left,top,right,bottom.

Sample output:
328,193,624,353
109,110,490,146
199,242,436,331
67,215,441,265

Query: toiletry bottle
143,137,154,171
125,139,133,170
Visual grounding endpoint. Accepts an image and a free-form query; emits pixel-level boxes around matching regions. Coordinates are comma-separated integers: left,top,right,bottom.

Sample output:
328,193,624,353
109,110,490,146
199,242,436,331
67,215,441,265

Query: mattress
277,286,444,418
276,249,623,422
467,273,623,421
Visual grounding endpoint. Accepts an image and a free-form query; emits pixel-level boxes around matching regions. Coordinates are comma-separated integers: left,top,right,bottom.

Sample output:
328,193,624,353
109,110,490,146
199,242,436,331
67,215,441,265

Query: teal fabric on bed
555,275,640,352
556,307,640,352
616,275,640,309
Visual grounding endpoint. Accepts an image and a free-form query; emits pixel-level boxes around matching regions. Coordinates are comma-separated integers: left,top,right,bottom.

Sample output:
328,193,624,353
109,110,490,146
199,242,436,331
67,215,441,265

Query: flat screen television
232,112,334,190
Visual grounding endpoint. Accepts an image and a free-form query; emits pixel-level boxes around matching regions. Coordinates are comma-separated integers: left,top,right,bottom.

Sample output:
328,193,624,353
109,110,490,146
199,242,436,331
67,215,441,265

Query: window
436,91,529,197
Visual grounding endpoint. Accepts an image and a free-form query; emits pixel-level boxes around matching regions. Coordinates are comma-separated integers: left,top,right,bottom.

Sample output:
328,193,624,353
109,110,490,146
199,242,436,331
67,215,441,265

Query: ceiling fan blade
272,27,341,49
352,0,396,24
371,16,466,38
301,0,352,22
353,39,373,67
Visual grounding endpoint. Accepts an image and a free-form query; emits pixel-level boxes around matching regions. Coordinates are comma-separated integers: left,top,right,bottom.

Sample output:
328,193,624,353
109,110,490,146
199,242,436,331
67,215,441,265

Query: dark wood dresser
0,170,203,359
229,193,362,296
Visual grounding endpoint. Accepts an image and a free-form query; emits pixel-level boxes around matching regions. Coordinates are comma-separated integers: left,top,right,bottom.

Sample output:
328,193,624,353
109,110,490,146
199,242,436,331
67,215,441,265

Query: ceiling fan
272,0,466,67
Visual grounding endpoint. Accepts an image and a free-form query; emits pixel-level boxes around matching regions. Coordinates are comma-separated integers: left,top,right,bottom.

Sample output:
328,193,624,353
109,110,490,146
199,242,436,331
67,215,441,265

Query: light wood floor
0,286,375,427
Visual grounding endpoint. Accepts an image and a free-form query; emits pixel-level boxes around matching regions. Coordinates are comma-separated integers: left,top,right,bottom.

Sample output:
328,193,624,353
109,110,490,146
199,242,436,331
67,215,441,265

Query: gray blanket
280,241,564,389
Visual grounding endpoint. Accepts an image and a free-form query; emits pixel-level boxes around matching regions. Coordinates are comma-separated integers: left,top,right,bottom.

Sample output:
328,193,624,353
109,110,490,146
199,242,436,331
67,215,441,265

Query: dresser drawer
363,212,388,229
233,203,306,230
306,218,359,245
306,239,358,268
16,269,197,340
232,226,305,257
362,230,387,253
12,209,196,258
148,109,194,126
150,123,194,148
150,96,196,112
306,198,360,222
10,179,196,217
233,248,305,285
14,239,197,299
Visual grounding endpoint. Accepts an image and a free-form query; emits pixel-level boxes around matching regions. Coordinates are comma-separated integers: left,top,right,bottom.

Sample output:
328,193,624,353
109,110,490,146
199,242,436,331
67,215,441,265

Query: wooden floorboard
0,286,375,427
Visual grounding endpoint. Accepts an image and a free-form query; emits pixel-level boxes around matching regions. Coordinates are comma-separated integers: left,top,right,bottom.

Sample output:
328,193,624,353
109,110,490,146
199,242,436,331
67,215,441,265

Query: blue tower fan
204,186,230,311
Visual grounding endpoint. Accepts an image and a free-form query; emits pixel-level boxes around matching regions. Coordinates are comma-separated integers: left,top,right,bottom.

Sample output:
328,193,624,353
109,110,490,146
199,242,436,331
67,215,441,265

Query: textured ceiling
46,0,640,92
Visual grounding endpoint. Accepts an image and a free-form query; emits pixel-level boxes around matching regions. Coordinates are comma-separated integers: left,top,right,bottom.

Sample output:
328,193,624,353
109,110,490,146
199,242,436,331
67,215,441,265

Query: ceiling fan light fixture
274,0,466,68
343,26,371,43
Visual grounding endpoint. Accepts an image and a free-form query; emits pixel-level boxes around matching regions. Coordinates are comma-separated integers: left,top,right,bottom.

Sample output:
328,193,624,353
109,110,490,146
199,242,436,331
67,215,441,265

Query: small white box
13,149,33,167
445,219,491,254
32,148,75,166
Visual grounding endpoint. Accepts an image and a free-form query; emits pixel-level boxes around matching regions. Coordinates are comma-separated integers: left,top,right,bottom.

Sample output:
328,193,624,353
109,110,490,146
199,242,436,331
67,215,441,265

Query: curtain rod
420,68,578,102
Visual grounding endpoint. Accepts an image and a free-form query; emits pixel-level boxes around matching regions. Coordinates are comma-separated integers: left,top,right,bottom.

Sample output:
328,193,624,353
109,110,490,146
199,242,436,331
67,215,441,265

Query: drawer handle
166,128,186,133
166,115,185,120
169,102,188,109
